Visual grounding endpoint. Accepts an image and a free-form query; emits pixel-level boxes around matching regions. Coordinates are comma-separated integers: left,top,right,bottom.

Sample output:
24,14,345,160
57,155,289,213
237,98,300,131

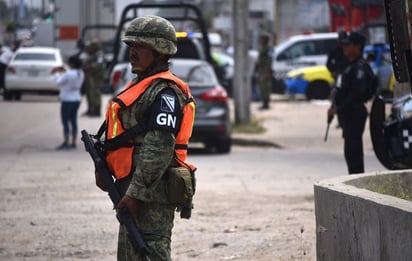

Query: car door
274,38,336,79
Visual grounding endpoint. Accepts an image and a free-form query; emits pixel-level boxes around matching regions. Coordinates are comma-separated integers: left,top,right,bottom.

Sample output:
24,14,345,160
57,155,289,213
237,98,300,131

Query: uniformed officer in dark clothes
327,31,372,174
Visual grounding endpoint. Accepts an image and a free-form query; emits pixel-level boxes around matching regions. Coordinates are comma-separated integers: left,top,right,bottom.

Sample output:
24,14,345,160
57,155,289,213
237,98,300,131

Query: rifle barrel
324,124,330,142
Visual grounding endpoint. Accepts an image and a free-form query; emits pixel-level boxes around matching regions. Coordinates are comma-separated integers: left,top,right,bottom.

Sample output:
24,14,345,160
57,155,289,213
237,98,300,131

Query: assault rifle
81,130,151,261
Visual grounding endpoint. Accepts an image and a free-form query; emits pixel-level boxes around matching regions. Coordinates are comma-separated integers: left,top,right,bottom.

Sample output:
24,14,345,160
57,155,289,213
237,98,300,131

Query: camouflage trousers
117,202,176,261
258,74,272,106
85,78,102,113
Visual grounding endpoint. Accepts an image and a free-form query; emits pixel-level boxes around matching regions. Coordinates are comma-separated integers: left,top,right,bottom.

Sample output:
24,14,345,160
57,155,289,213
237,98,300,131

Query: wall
314,171,412,261
277,0,330,42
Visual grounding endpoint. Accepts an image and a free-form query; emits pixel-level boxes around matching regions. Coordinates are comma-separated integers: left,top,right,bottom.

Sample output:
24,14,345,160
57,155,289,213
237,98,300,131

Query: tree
232,0,250,125
0,0,7,19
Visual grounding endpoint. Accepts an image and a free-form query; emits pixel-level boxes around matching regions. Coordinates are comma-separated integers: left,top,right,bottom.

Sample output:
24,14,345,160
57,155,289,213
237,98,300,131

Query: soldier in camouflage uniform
255,33,273,110
83,40,105,116
94,15,195,260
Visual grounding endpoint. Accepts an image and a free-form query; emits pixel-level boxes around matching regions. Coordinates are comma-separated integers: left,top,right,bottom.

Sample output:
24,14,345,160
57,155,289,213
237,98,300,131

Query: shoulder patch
161,94,175,112
356,68,365,80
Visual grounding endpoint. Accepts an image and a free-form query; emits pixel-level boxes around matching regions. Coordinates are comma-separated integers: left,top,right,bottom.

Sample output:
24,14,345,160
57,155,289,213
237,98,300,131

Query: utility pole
232,0,250,125
274,0,280,45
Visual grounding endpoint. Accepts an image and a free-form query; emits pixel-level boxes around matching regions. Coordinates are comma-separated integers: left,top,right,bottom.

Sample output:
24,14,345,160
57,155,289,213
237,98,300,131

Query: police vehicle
369,0,412,169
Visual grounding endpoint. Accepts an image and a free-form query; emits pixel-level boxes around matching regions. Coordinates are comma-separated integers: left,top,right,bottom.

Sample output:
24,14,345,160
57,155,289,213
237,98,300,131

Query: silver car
112,58,232,153
4,47,65,100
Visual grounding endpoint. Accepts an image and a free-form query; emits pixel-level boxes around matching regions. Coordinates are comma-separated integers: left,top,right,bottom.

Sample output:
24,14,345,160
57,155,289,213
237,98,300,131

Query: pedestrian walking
327,31,374,174
255,33,273,110
0,44,13,91
52,55,84,150
93,15,196,260
82,40,105,117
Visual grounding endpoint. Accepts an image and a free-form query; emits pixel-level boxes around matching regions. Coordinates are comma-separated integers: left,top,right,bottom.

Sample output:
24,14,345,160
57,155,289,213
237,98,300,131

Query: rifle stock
81,130,151,261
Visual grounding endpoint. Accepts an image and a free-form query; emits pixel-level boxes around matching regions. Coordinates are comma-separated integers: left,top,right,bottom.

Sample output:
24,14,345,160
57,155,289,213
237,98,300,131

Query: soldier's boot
259,101,270,110
89,107,101,117
81,108,91,116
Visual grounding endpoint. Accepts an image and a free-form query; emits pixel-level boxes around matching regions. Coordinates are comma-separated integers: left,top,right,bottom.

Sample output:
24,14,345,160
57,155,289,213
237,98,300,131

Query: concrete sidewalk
229,95,348,152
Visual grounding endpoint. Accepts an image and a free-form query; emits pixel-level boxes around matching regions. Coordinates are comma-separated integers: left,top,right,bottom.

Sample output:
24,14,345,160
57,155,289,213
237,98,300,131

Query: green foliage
232,118,266,134
5,21,15,33
356,173,412,201
409,0,412,20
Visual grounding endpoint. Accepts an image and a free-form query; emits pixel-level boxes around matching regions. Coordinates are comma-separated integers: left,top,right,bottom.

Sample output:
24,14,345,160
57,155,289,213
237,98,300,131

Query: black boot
89,107,101,117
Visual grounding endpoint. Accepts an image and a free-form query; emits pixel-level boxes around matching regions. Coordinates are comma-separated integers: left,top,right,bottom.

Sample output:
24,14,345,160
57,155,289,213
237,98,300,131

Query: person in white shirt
0,44,13,90
52,55,85,150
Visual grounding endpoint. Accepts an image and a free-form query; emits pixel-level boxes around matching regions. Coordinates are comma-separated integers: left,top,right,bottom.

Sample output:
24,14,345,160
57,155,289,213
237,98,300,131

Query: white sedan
4,47,65,100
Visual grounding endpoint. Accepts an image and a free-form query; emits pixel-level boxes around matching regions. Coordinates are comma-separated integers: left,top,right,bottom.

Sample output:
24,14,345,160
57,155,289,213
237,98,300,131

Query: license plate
28,70,39,76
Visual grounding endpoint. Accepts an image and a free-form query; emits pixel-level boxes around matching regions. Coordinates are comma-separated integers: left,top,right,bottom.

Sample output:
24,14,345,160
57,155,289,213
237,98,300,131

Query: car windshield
102,39,114,55
14,53,56,61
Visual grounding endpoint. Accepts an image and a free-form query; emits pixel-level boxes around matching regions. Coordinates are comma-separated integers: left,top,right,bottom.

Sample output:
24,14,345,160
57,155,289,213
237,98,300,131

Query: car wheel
14,92,22,100
216,136,231,153
305,81,330,100
379,89,394,99
205,136,231,154
3,90,13,101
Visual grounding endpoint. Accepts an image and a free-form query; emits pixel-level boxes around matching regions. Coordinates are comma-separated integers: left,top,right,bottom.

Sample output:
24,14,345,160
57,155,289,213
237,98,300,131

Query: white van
272,32,338,79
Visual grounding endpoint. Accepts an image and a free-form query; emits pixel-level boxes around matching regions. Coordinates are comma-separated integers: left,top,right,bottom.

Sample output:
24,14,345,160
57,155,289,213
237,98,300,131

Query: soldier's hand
116,195,141,226
94,171,107,192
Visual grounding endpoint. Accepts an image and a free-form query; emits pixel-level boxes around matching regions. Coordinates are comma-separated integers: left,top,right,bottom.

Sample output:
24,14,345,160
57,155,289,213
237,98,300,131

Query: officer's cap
341,31,366,46
338,30,347,41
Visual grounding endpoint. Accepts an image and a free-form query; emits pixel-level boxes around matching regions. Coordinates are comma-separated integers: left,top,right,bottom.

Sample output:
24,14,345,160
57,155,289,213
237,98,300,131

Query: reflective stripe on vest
105,71,196,179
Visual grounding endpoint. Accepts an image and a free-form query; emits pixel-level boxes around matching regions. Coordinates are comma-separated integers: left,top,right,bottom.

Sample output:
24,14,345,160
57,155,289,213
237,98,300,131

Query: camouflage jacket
83,52,105,76
256,45,273,75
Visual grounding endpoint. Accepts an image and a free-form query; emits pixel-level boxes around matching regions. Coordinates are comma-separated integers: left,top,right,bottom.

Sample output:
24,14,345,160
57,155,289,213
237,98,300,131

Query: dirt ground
0,95,383,261
0,148,317,261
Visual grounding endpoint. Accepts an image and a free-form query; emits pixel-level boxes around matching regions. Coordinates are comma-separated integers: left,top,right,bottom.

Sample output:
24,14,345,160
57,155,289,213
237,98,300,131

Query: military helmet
259,32,270,44
85,39,102,54
122,15,177,55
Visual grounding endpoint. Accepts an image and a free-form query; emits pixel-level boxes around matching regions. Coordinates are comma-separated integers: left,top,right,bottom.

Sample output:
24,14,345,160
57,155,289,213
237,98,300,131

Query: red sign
59,25,79,40
329,0,384,32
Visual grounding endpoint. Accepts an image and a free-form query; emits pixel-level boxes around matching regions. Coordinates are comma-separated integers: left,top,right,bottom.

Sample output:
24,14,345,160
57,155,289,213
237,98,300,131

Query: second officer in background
327,31,374,174
82,40,105,117
255,33,273,110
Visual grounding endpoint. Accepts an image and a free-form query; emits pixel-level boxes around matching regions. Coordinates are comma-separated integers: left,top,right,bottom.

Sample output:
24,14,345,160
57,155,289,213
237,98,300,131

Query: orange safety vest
105,71,196,179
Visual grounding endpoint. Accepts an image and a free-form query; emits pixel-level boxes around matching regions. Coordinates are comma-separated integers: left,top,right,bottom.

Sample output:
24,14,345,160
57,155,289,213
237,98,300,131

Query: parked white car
4,47,65,100
273,32,338,80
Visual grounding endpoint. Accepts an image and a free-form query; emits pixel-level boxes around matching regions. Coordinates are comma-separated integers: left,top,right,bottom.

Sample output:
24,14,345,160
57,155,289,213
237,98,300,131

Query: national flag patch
161,94,175,112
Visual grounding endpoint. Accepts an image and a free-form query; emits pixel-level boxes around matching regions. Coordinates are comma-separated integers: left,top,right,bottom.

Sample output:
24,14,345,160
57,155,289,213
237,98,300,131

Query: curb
231,137,283,149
